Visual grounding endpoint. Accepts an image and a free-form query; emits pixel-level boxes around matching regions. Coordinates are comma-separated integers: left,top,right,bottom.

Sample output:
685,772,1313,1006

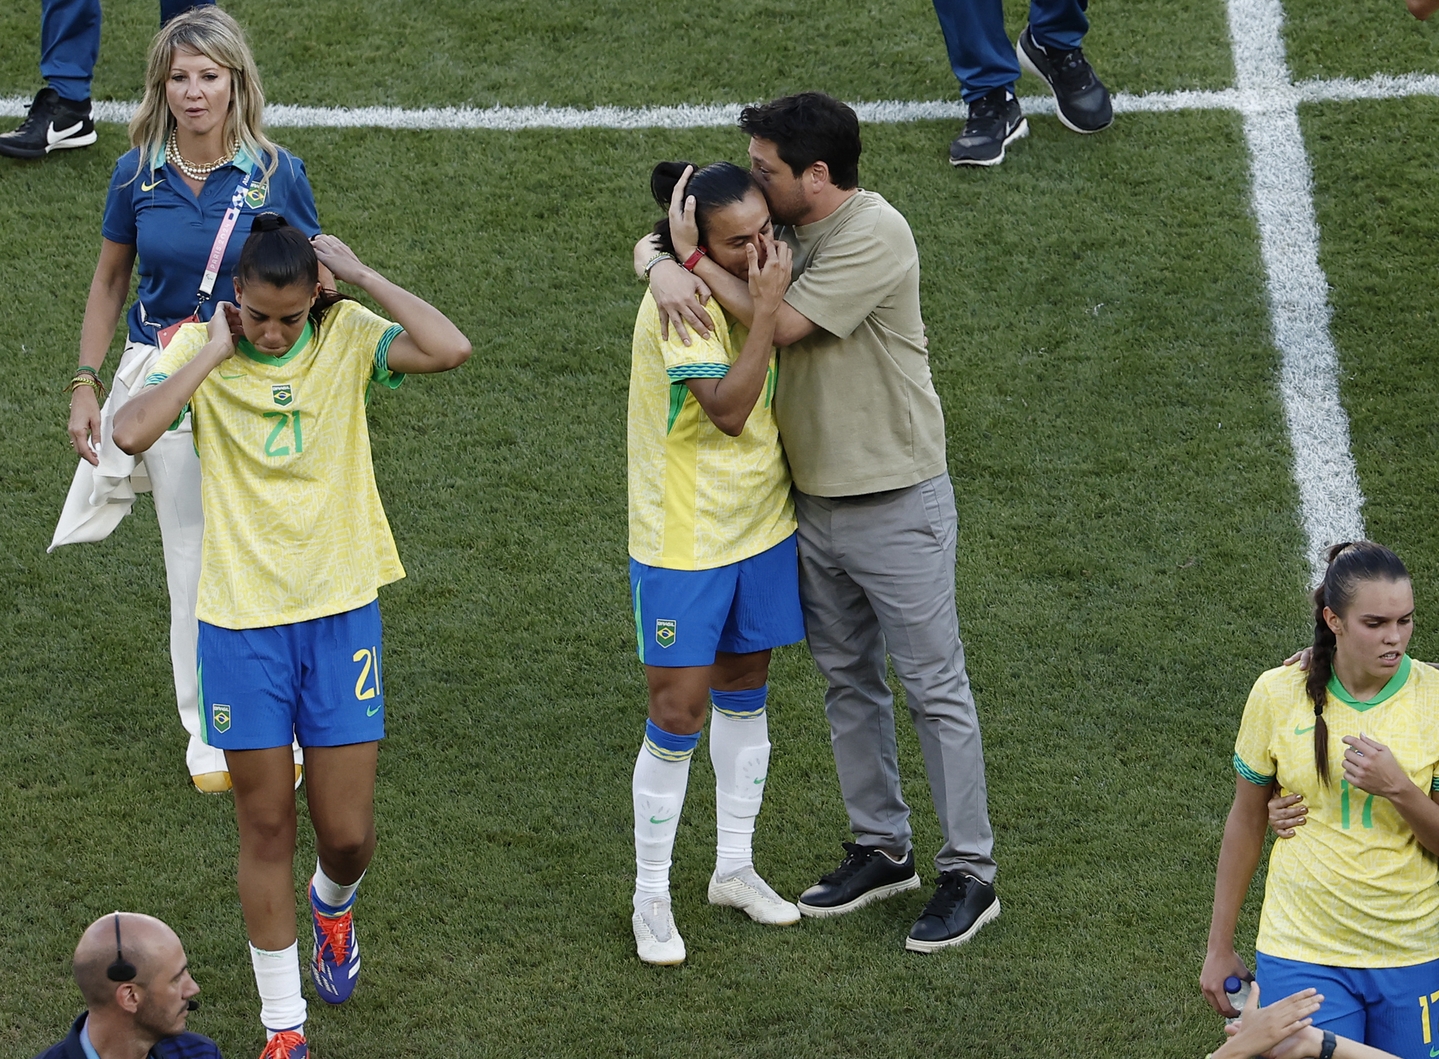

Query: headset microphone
105,913,137,983
187,999,200,1011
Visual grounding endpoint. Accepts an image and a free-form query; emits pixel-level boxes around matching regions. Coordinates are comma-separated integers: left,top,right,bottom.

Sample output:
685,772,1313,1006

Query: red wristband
681,247,708,271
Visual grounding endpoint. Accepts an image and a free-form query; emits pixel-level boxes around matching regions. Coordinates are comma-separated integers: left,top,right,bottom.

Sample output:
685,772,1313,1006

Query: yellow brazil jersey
627,291,795,571
147,299,407,629
1234,658,1439,967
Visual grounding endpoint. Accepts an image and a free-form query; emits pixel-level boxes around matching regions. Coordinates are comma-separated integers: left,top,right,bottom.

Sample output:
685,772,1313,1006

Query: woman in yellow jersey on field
114,214,470,1059
1202,541,1439,1059
626,161,803,965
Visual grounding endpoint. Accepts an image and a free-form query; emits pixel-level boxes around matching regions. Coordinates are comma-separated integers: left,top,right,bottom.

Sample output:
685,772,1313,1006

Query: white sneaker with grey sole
632,896,685,965
707,866,801,925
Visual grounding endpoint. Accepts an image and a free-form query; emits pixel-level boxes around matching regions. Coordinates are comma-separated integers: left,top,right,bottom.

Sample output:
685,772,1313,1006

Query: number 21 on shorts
352,645,382,702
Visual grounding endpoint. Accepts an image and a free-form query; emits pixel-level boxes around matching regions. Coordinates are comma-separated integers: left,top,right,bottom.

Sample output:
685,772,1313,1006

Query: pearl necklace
167,128,239,179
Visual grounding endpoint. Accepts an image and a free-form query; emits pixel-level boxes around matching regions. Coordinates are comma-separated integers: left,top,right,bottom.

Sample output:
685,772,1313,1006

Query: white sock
249,941,306,1036
313,859,362,912
632,722,697,909
710,704,771,876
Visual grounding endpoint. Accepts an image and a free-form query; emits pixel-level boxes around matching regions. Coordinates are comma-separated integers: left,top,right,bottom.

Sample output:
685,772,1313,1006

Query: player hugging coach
625,160,805,965
114,216,470,1059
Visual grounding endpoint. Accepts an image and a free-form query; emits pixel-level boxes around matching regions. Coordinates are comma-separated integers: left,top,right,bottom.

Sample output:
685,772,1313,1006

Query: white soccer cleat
632,897,686,965
708,866,802,925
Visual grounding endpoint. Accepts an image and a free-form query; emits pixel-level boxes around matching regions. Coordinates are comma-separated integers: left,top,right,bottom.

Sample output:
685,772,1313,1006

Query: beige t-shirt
776,189,947,497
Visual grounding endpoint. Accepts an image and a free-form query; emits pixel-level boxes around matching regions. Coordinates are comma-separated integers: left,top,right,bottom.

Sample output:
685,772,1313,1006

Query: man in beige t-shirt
646,92,999,953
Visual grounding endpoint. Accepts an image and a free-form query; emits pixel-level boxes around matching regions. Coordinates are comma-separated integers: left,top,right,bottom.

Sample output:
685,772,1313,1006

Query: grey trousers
794,473,997,881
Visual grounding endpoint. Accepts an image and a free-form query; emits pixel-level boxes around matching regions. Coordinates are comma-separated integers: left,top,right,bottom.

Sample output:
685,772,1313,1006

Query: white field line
1226,0,1367,582
3,71,1439,128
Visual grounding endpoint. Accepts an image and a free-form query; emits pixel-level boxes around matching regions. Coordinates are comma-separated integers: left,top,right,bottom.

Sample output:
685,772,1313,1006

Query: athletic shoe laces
966,91,1009,124
920,872,971,919
1051,47,1097,91
315,909,352,964
819,841,881,884
259,1030,306,1059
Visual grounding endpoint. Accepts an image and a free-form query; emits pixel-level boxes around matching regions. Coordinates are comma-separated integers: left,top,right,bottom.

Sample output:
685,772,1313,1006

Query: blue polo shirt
102,145,321,346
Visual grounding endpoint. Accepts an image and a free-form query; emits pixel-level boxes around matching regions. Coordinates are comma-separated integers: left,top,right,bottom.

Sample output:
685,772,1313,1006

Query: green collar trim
1328,654,1412,712
238,320,313,365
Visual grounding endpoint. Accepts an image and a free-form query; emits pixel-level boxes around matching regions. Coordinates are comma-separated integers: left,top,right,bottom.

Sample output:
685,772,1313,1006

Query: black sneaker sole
796,872,921,918
904,896,1000,953
1016,37,1112,135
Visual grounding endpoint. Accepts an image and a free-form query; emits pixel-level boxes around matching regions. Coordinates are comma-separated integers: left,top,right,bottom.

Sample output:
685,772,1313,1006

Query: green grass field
5,0,1439,1056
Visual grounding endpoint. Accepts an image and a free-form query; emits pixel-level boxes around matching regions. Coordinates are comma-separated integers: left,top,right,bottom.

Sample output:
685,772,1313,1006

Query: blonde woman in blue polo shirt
58,6,319,793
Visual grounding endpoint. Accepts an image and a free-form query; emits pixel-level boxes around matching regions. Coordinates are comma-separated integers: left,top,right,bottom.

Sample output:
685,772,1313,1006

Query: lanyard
193,167,256,313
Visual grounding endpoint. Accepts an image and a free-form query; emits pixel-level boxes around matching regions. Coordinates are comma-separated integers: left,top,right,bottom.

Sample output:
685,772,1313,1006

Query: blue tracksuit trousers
932,0,1091,102
41,0,216,102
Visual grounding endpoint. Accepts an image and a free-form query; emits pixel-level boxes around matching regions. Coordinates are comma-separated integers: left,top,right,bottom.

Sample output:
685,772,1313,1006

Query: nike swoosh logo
366,703,381,717
1429,1048,1438,1058
649,815,676,824
47,120,82,145
141,176,164,191
1295,725,1315,735
753,776,766,784
219,371,245,379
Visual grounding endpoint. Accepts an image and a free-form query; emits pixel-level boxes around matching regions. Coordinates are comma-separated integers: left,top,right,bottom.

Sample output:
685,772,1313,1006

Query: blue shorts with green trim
1256,951,1439,1059
197,600,385,750
629,533,804,667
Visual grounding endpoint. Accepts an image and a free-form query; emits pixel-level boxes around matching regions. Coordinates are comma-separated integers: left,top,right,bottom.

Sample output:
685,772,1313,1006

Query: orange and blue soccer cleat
257,1029,307,1059
309,879,360,1004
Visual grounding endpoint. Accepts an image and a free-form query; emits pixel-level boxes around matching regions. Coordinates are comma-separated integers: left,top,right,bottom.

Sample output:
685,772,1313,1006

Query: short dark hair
648,160,758,256
738,92,860,190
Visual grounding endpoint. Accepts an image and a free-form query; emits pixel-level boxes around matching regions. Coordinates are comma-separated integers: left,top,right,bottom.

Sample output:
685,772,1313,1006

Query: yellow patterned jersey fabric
1234,658,1439,967
148,300,407,628
627,292,795,571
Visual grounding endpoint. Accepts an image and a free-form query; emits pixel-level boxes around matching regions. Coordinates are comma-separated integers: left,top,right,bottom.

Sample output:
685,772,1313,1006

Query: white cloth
633,745,692,905
710,708,770,875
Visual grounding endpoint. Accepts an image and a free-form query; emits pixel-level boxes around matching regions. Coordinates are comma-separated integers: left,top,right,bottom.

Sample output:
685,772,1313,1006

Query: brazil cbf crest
243,182,269,209
655,619,676,649
211,703,232,734
272,384,293,406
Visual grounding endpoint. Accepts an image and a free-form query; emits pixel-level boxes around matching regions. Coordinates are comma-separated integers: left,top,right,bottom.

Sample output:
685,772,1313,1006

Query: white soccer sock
249,941,306,1036
313,859,362,911
710,700,771,876
632,722,697,908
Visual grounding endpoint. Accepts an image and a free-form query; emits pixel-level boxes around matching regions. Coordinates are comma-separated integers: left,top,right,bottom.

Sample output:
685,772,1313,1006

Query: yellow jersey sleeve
660,297,732,382
327,300,406,391
1234,673,1279,786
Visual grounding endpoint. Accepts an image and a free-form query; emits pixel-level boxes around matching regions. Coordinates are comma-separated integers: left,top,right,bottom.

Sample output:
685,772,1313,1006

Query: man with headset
34,912,221,1059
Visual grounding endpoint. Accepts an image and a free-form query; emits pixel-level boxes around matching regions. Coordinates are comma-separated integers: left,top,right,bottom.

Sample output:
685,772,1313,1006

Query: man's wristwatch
1318,1029,1336,1059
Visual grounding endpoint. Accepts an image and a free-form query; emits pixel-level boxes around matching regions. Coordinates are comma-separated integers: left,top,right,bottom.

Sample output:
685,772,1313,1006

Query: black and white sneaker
1016,26,1113,134
949,87,1027,168
0,87,97,160
905,871,1000,953
796,842,921,917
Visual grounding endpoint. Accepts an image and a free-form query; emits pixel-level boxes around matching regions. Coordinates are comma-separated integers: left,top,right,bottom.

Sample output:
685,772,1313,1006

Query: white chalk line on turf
4,72,1439,128
1226,0,1367,583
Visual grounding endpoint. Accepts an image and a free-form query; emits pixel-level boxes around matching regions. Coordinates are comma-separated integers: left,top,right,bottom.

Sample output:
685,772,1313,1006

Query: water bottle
1224,975,1252,1025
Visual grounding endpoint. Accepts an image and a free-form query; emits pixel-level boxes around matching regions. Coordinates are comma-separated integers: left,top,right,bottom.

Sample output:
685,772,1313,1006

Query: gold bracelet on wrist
64,374,107,401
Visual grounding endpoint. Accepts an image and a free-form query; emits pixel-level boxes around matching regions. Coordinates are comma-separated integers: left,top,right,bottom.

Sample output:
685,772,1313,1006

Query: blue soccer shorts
197,600,386,750
1255,950,1439,1059
629,533,805,668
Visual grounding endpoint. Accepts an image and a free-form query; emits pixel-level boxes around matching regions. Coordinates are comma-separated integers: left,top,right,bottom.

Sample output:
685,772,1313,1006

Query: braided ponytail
1306,540,1411,784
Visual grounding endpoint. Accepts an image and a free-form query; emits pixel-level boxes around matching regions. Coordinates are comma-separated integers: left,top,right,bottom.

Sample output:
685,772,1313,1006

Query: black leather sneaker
1016,25,1113,134
949,87,1027,168
905,871,1000,952
797,842,921,918
0,87,97,160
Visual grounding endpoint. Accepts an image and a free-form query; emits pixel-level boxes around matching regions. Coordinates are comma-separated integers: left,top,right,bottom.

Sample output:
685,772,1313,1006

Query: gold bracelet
64,374,108,401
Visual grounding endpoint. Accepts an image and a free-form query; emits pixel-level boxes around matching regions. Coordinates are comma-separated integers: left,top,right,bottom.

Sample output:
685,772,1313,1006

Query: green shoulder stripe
371,324,406,391
666,362,728,381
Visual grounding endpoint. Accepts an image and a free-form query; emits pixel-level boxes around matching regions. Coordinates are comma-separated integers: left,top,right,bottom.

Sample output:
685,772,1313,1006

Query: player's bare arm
1201,774,1272,1017
68,238,138,464
683,234,791,437
311,234,471,374
113,305,239,455
661,172,816,346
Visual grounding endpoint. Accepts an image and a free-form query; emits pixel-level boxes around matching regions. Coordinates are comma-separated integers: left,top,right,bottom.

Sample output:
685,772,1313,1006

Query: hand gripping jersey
1234,658,1439,967
627,292,795,571
148,300,407,628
